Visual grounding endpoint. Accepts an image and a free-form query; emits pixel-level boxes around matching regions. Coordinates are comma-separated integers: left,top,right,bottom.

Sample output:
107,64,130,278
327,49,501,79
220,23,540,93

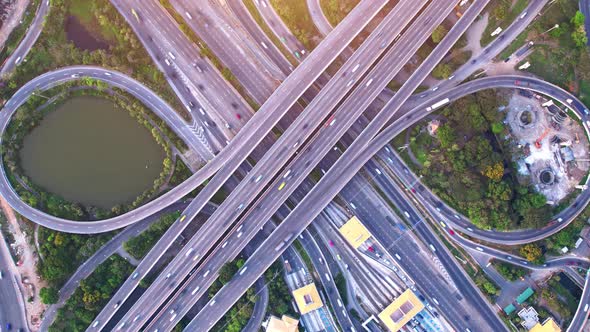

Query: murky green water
19,96,165,209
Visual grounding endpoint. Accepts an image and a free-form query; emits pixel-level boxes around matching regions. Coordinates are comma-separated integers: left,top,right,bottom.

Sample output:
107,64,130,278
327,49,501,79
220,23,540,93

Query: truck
275,233,294,251
425,98,450,112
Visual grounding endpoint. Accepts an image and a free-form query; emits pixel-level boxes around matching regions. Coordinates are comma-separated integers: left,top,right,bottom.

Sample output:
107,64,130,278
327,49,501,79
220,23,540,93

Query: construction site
506,91,590,203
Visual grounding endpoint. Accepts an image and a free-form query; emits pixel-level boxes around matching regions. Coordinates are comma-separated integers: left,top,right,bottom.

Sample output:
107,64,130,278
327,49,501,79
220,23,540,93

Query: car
131,272,139,279
236,113,242,120
448,229,455,236
329,240,334,247
254,175,263,183
278,182,286,191
225,123,231,129
432,86,439,92
410,188,416,193
557,218,563,222
188,101,195,108
6,323,11,330
237,203,244,210
15,56,21,64
515,80,520,85
179,215,186,222
368,246,374,252
0,271,3,279
114,301,121,309
92,321,100,327
165,272,172,279
336,254,342,260
71,74,79,78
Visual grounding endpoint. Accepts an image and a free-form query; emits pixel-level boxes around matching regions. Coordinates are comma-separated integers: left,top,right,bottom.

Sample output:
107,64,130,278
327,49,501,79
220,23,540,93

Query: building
518,306,539,330
530,318,561,332
377,289,424,331
292,283,323,315
264,315,299,332
339,216,371,249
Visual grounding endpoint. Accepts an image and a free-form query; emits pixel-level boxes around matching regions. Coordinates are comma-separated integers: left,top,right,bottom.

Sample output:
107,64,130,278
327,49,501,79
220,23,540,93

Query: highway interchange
1,0,590,331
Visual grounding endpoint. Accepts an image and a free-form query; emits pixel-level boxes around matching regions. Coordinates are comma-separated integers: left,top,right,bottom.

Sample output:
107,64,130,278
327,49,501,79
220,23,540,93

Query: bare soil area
0,197,46,331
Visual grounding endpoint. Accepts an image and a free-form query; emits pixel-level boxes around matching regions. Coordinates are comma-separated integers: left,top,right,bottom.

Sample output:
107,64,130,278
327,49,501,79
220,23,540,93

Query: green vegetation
432,49,471,79
265,261,298,317
519,243,544,263
506,1,590,95
480,0,529,46
40,286,60,304
0,0,185,118
0,0,41,65
3,86,179,220
544,205,587,254
50,254,134,332
269,0,322,50
123,211,180,259
474,273,500,300
431,25,449,44
38,226,114,287
404,90,552,231
169,158,193,187
209,257,253,332
334,272,348,306
541,275,577,322
320,0,359,27
494,261,530,281
242,0,298,65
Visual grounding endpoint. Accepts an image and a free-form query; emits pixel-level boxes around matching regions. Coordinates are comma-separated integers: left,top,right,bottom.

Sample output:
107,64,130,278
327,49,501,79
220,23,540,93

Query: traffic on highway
1,0,590,331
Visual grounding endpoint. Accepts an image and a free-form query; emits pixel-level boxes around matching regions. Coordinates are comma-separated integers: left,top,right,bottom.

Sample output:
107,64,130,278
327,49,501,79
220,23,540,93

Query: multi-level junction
1,0,590,331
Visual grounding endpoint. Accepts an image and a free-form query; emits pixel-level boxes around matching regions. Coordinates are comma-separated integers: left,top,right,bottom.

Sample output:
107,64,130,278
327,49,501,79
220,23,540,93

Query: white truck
426,98,450,112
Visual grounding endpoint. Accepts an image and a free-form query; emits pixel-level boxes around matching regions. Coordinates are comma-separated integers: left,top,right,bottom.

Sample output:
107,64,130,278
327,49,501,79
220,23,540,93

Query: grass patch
320,0,359,27
269,0,322,50
123,211,180,259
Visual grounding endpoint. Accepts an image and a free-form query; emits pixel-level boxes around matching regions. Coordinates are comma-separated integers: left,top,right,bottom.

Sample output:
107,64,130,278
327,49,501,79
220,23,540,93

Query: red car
236,113,242,120
410,188,416,193
328,240,334,247
515,80,520,85
448,229,455,236
368,246,375,252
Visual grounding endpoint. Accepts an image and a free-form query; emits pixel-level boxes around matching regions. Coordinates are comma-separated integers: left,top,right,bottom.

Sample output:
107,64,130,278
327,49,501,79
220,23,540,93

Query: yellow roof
292,283,323,314
530,318,561,332
266,315,299,332
339,216,371,249
378,289,424,331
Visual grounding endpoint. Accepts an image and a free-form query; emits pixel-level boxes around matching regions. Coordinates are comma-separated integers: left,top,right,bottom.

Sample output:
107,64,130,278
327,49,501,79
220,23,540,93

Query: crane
535,128,550,149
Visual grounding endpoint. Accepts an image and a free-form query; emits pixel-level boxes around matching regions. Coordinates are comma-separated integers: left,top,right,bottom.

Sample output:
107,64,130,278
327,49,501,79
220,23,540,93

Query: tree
432,63,452,79
431,25,448,43
40,287,59,304
437,124,456,148
483,162,504,181
218,261,239,285
571,28,588,48
571,11,586,28
519,243,543,263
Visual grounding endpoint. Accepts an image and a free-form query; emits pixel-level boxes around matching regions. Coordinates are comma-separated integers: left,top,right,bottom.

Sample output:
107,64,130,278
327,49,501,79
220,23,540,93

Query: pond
65,16,109,51
19,96,165,209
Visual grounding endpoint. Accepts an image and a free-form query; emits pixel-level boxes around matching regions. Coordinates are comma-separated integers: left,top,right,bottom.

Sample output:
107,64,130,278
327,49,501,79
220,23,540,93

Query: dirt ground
0,0,28,49
506,94,590,203
0,197,46,331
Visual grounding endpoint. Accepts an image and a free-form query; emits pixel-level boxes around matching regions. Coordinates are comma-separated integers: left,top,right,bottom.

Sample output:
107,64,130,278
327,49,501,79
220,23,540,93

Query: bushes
494,262,530,281
123,211,180,259
49,255,133,331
